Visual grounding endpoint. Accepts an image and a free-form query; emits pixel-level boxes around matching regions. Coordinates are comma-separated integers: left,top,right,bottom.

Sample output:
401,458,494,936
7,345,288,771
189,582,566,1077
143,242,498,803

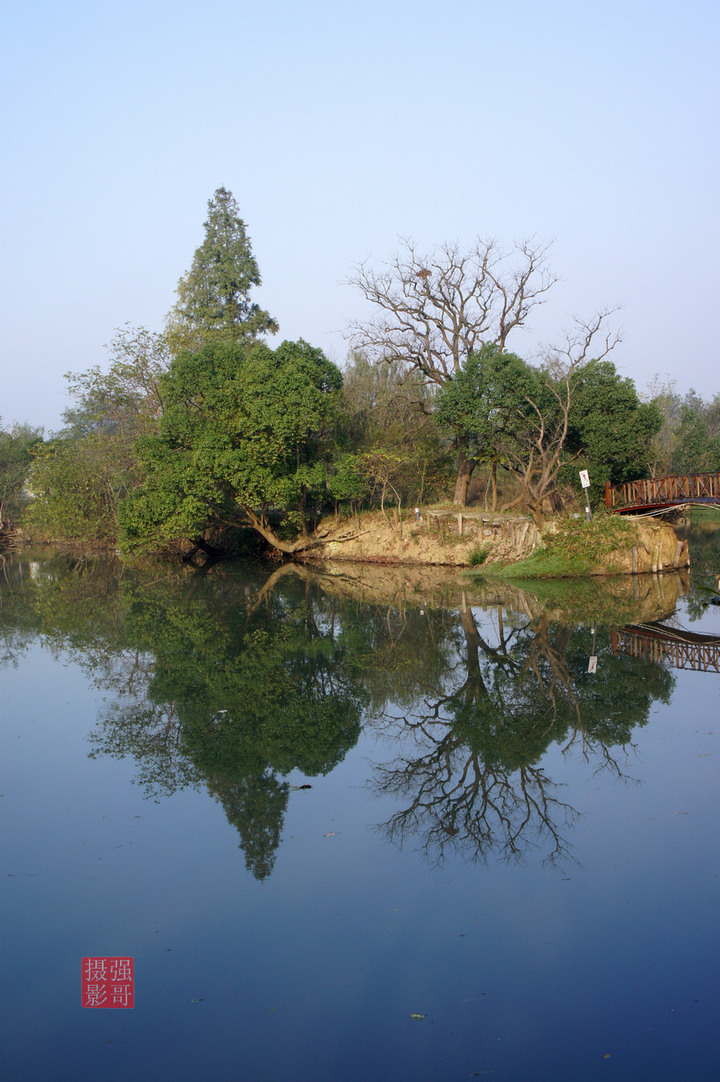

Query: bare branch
541,307,622,377
347,237,557,388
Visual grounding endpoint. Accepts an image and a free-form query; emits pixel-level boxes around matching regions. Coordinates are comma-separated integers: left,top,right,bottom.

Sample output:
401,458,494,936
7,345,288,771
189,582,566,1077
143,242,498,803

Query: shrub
468,545,491,566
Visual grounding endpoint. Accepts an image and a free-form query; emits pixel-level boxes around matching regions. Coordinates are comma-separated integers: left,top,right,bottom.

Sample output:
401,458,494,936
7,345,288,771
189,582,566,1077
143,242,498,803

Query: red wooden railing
605,473,720,512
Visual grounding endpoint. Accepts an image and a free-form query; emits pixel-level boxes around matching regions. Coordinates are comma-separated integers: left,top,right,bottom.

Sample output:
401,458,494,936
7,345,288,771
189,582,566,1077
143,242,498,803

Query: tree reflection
370,598,674,867
676,516,720,619
374,722,579,866
89,578,368,879
0,553,678,876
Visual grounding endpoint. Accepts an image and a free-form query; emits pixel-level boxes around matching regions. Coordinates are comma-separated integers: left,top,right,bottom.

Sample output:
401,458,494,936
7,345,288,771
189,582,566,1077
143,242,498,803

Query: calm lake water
1,521,719,1081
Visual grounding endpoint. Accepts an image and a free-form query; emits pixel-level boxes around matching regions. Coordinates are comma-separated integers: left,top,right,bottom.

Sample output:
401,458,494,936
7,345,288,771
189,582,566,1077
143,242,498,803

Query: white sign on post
579,470,590,489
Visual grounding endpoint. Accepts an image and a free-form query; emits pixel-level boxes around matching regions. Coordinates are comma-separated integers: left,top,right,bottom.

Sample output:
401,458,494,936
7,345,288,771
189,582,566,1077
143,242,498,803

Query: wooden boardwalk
612,622,720,673
606,473,720,514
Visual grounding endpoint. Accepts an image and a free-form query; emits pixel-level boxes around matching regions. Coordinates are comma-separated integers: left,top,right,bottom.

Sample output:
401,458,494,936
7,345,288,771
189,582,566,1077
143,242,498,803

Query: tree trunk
452,445,475,507
549,486,565,514
183,536,228,564
240,508,363,557
529,505,544,529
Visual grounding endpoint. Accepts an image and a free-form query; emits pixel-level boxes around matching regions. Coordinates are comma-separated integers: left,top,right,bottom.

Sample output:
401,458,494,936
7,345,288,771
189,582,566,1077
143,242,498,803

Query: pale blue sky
2,0,718,430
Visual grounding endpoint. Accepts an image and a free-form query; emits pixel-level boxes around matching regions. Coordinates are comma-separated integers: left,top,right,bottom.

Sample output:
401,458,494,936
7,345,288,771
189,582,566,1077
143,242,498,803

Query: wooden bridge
605,473,720,514
612,622,720,673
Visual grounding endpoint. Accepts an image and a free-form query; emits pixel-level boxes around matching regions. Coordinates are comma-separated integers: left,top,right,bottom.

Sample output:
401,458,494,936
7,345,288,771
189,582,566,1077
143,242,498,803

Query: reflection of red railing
605,473,720,513
612,625,720,673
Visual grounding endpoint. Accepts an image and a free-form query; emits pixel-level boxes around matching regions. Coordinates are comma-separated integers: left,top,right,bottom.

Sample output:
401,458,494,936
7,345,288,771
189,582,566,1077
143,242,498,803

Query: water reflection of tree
0,556,368,880
370,600,674,867
0,554,677,876
677,516,720,619
89,580,368,879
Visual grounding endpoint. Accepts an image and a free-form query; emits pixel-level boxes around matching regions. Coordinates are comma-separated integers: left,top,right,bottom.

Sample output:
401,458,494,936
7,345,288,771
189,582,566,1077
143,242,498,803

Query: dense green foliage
647,381,720,477
27,433,135,545
564,360,662,502
435,344,540,470
435,349,661,520
120,339,343,554
334,351,451,507
673,402,720,474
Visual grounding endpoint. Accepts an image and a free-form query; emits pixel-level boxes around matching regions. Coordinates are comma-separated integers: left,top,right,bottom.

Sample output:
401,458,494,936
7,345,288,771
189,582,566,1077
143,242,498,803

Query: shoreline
305,511,690,578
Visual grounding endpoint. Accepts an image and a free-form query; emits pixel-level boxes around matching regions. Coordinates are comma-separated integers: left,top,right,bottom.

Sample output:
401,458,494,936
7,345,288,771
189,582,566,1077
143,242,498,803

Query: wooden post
632,546,637,575
457,513,463,537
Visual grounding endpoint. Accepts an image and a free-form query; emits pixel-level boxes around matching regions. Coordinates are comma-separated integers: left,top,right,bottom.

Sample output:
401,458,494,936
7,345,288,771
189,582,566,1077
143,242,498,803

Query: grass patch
484,514,636,579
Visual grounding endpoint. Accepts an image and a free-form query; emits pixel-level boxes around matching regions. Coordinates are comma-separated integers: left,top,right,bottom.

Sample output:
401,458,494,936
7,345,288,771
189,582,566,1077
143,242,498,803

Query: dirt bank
310,511,689,576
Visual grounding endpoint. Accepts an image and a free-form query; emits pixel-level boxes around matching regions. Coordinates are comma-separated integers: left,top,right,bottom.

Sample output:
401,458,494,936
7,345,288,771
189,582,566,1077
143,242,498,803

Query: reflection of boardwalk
606,473,720,514
612,623,720,673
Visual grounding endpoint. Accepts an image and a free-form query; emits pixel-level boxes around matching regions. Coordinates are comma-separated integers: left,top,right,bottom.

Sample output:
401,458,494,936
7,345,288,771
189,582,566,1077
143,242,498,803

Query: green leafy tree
165,187,278,355
673,401,720,474
26,434,135,545
120,339,344,556
644,383,720,478
25,326,168,546
706,393,720,442
436,340,617,524
564,360,662,503
435,344,540,510
62,324,168,440
645,375,682,476
0,421,43,530
327,452,367,508
432,315,628,524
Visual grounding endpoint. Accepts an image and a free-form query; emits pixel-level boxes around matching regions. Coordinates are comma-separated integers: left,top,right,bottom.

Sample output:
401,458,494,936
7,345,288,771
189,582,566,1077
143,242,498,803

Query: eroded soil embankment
310,512,689,574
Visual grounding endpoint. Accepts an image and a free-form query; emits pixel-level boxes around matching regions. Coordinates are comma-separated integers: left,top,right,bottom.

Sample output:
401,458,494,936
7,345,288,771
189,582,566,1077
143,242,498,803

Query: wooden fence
422,511,540,555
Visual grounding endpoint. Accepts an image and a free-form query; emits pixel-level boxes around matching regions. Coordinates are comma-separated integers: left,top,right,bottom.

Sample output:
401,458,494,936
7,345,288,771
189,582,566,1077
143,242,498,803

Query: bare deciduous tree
349,237,556,383
347,237,557,503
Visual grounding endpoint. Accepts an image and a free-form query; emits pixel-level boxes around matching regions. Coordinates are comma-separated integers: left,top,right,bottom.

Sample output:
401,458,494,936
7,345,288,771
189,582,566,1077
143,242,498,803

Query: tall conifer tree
166,187,278,354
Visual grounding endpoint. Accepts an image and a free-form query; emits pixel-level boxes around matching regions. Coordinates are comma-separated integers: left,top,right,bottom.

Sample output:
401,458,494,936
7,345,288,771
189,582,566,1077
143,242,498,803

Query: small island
2,188,718,577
